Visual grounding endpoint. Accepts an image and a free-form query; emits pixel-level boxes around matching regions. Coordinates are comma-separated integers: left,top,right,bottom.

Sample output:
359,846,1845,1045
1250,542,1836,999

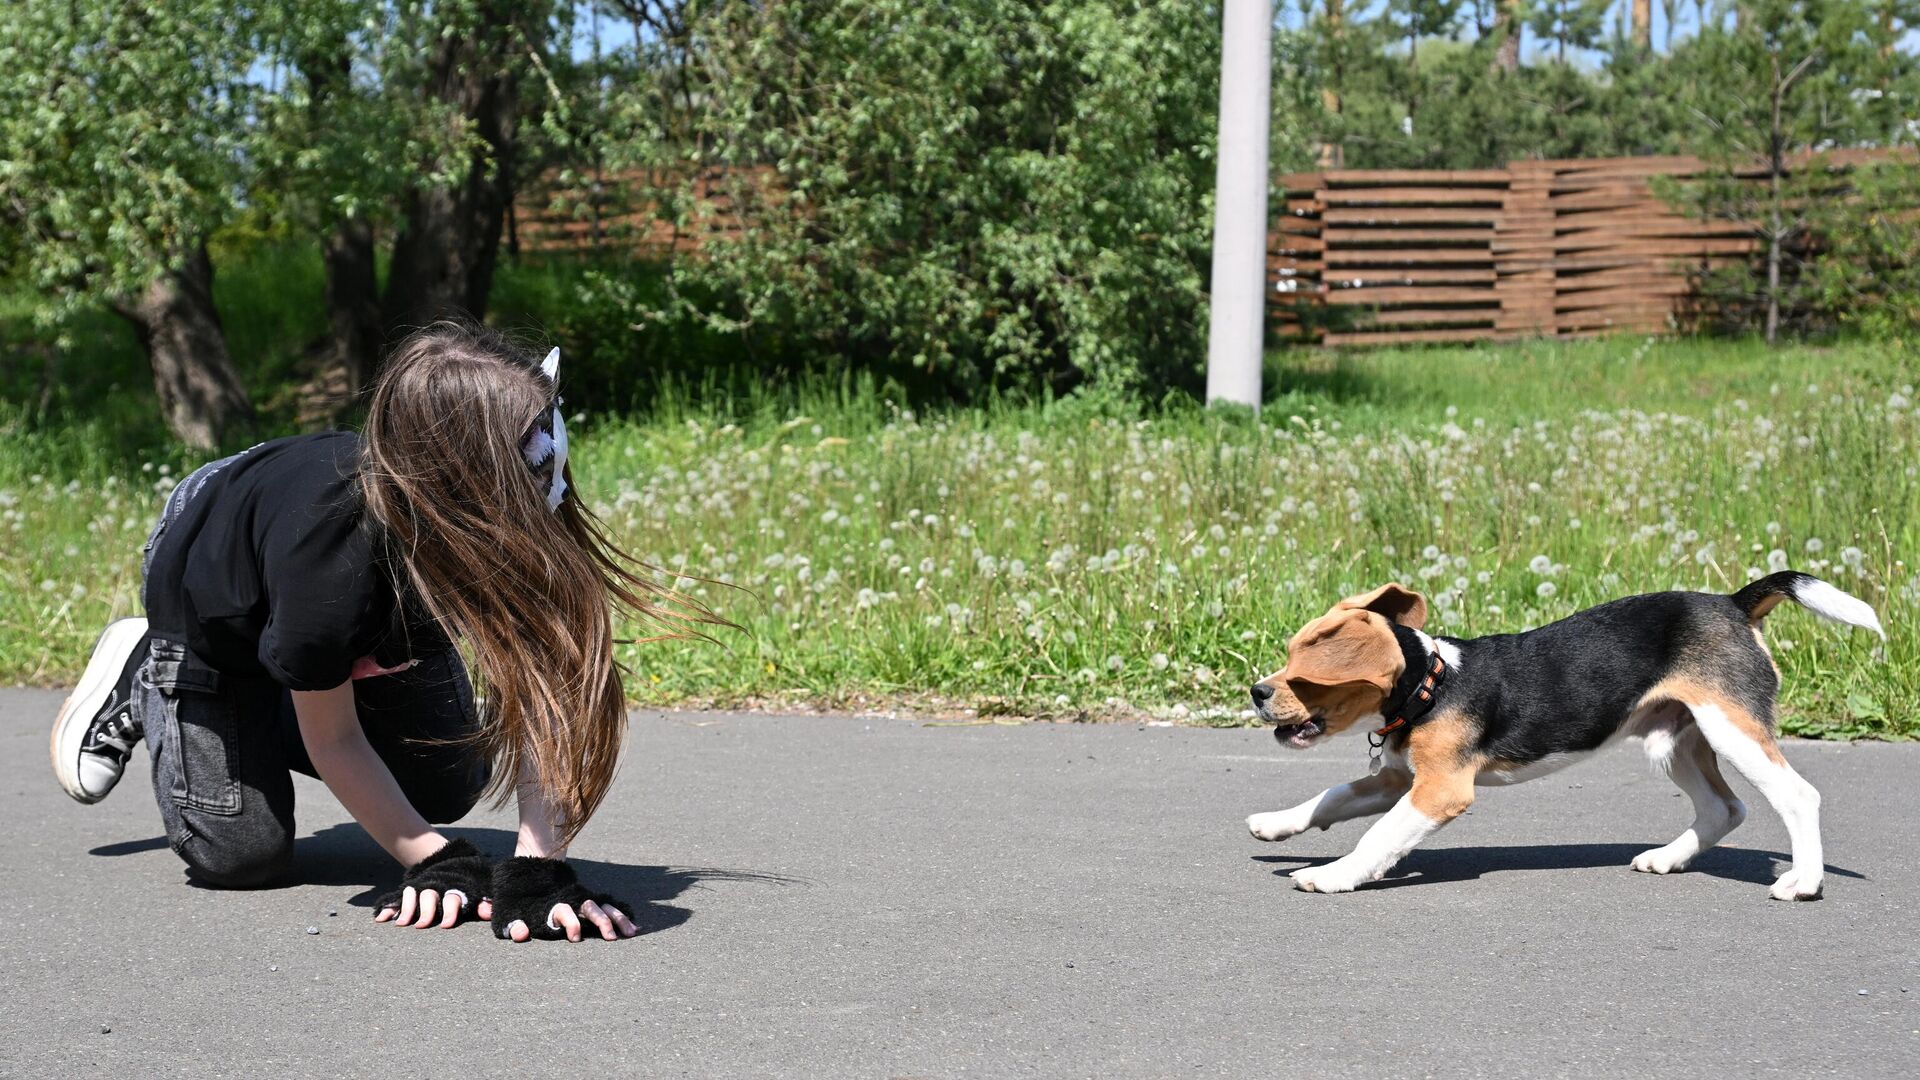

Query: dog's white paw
1630,842,1696,875
1247,810,1308,842
1769,869,1823,901
1290,862,1364,894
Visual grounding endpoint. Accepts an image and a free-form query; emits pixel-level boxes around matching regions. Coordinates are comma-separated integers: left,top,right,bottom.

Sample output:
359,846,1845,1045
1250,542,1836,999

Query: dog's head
1251,583,1427,749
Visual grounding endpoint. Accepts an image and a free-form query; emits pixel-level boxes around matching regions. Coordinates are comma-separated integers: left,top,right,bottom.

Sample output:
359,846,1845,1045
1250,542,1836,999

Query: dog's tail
1730,571,1884,639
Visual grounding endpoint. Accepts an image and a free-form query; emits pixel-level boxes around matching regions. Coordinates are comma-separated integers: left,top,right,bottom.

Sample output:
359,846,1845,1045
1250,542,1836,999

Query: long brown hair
361,321,723,845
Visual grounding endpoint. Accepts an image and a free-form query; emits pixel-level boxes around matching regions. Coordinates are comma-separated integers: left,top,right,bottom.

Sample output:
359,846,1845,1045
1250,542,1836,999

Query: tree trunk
111,246,254,450
1632,0,1651,49
1318,0,1345,169
1491,0,1521,73
382,3,528,329
299,41,385,408
318,216,383,392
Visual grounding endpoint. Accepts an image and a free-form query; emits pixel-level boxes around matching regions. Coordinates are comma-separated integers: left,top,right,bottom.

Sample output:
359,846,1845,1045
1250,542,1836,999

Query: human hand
373,838,494,930
489,856,641,943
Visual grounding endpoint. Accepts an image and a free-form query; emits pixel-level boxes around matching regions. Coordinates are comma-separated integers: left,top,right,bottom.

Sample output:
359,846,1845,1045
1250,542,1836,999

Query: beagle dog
1245,571,1883,901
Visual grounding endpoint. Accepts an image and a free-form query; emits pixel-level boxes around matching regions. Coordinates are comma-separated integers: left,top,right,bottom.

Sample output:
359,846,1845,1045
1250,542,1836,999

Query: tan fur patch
1405,712,1481,819
1747,594,1786,620
1638,677,1787,767
1332,583,1430,630
1284,609,1404,695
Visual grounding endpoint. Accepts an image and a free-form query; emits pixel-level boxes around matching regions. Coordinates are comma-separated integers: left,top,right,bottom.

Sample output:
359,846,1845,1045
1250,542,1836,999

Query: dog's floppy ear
1334,583,1428,630
1285,611,1401,694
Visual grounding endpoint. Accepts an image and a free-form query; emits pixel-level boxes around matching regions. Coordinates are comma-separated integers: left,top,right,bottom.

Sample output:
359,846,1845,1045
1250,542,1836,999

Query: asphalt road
3,688,1915,1078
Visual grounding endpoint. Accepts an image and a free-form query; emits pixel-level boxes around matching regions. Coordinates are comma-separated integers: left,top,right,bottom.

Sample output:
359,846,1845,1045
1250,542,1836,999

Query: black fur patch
1392,589,1779,765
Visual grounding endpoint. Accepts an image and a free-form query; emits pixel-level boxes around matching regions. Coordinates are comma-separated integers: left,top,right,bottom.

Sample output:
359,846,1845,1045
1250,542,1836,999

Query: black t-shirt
143,432,451,690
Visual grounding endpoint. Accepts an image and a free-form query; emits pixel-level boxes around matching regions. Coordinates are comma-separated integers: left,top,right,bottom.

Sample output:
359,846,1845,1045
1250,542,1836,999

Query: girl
50,322,717,942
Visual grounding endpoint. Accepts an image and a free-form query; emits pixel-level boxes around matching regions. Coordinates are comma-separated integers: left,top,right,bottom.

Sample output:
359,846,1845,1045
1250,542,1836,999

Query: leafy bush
629,0,1220,397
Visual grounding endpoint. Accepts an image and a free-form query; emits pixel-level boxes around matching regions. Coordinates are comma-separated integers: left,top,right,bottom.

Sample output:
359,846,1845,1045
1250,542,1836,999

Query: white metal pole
1205,0,1272,411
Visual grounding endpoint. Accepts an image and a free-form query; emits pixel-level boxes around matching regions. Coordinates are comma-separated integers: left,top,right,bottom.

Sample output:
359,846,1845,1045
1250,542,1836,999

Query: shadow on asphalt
89,824,796,937
89,835,170,856
1254,843,1866,888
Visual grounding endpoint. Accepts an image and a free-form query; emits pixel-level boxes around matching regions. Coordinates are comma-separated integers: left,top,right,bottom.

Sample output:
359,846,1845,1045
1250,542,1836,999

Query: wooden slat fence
1271,149,1908,346
512,166,760,257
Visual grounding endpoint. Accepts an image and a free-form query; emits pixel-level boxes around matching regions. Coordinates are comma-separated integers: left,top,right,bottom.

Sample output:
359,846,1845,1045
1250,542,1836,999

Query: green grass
15,334,1913,737
590,337,1920,736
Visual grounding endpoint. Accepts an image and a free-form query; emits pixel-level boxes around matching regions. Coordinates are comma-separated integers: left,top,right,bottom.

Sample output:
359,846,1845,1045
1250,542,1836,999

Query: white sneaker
50,617,150,803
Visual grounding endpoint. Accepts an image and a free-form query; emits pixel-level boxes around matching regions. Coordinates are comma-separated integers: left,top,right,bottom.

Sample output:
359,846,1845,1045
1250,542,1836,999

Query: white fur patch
1640,727,1680,776
1788,578,1884,638
1290,796,1442,892
1248,777,1404,841
1688,701,1824,900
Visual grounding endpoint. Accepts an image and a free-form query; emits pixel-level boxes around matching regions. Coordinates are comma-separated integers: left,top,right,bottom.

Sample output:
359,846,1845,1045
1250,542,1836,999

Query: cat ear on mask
541,347,560,383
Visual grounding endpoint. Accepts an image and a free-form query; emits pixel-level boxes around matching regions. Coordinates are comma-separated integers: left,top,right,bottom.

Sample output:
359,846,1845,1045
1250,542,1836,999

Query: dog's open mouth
1272,717,1326,748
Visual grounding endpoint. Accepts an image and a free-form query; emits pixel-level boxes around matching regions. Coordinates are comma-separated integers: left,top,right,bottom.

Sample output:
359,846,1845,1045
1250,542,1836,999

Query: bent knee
173,826,292,888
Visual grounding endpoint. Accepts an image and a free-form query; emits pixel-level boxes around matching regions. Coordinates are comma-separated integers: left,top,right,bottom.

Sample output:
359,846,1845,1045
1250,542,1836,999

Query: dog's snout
1250,683,1275,707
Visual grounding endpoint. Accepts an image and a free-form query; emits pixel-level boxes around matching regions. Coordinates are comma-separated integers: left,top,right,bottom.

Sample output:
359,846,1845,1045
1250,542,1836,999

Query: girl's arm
513,756,566,860
293,683,477,929
293,683,445,865
503,757,638,942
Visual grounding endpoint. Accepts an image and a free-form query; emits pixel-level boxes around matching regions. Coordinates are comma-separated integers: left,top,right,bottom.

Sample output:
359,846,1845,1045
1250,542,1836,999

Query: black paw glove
489,856,628,940
375,838,493,920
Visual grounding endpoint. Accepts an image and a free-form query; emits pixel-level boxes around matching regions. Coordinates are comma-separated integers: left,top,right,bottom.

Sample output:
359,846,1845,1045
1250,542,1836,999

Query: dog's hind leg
1631,724,1747,875
1687,698,1824,900
1248,769,1410,842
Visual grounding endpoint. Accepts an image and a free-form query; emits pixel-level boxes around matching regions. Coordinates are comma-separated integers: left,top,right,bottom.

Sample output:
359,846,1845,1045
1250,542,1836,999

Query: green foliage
1800,163,1920,342
1275,0,1675,169
628,0,1220,396
0,3,259,324
1526,0,1609,63
1656,0,1919,341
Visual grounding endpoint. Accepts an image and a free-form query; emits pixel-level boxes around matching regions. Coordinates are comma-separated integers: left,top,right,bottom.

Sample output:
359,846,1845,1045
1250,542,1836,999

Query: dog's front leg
1248,769,1410,841
1290,770,1474,893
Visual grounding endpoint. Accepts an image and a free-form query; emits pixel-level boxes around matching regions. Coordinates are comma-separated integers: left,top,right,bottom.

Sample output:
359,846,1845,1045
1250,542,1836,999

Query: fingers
412,889,441,928
477,898,493,921
607,905,641,939
550,903,584,943
578,899,618,941
392,885,418,926
438,890,465,930
494,904,636,944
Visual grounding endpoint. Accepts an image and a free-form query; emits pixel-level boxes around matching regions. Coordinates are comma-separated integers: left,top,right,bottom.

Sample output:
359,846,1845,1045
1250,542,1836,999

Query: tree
1320,0,1350,167
631,0,1220,394
1492,0,1525,71
253,1,431,401
0,2,258,448
1384,0,1464,133
1527,0,1608,63
1662,0,1911,341
381,0,558,330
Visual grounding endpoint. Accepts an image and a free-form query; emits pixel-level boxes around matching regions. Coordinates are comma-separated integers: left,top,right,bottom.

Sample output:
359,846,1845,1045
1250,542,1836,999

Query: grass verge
7,335,1913,737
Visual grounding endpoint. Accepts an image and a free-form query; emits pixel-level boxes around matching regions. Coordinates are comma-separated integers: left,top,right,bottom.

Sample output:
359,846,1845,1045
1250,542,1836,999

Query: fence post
1205,0,1271,412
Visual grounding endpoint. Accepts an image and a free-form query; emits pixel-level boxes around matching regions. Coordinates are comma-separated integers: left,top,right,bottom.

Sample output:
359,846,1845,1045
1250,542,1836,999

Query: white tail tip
1790,578,1886,639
